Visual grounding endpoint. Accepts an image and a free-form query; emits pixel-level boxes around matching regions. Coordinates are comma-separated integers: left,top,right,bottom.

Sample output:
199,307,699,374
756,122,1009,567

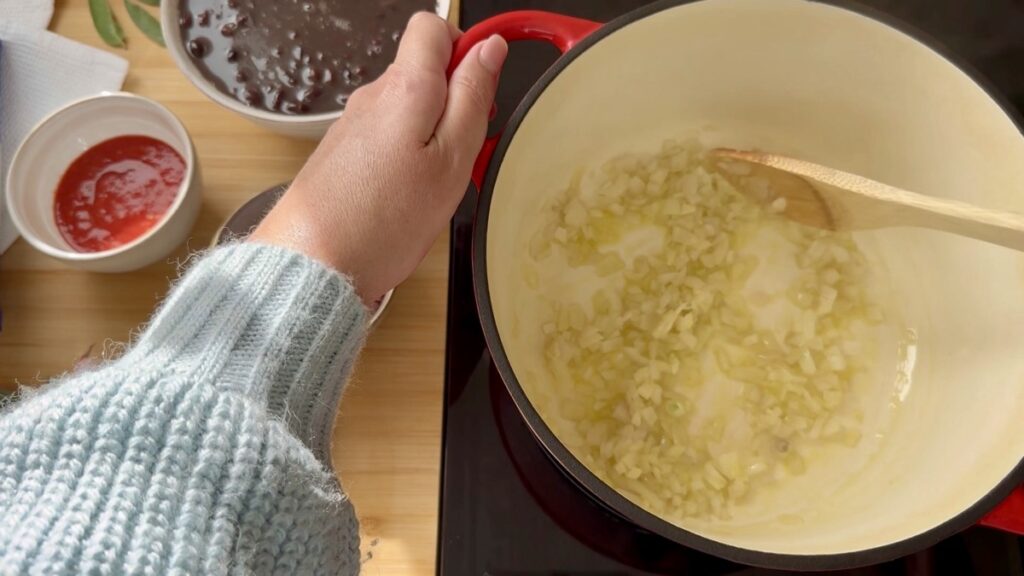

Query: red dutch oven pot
449,0,1024,569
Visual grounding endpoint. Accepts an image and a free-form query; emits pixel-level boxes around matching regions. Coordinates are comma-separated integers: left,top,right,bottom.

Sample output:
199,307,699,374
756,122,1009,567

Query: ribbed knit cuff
125,243,367,464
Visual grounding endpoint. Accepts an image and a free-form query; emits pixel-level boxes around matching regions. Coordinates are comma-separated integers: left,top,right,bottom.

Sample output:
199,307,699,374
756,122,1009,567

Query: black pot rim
471,0,1024,570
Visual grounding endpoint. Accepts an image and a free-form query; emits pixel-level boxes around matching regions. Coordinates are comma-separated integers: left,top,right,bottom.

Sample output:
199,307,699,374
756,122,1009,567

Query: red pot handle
446,11,603,189
980,486,1024,534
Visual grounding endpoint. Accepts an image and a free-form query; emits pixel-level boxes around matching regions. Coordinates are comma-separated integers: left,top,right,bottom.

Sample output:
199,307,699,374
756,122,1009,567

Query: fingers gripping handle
446,11,602,189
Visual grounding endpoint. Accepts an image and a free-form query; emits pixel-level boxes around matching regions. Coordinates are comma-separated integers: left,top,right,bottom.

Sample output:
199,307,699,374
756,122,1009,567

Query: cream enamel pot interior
449,0,1024,569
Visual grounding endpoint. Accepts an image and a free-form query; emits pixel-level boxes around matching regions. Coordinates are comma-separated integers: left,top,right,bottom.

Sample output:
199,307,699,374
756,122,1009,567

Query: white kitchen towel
0,24,128,253
0,0,53,29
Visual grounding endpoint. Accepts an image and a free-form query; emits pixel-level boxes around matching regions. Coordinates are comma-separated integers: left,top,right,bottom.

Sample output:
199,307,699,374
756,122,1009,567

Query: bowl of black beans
162,0,449,139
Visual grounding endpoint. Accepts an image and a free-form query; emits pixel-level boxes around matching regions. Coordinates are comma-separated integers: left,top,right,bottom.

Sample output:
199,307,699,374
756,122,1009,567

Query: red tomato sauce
54,135,185,253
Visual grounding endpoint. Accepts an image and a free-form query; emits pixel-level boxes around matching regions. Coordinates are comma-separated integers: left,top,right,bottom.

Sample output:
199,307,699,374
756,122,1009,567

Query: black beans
297,86,320,103
265,88,283,110
278,68,298,87
187,38,210,58
237,86,260,106
178,0,435,114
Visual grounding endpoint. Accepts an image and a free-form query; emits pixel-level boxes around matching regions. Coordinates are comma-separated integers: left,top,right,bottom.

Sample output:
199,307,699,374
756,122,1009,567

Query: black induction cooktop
438,1,1024,574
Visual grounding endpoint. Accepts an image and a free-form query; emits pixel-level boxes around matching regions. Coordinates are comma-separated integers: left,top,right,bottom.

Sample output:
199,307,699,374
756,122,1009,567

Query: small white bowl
6,92,201,273
161,0,451,140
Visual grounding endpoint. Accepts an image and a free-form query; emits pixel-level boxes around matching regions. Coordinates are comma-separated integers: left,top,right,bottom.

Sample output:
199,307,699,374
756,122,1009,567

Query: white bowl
6,92,201,273
161,0,452,140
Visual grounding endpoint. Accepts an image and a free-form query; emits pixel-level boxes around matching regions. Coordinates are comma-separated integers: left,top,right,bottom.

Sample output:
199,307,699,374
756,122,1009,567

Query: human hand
249,13,508,304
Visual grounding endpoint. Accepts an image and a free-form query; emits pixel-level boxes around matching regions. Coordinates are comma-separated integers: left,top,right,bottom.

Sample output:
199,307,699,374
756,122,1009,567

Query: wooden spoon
711,149,1024,252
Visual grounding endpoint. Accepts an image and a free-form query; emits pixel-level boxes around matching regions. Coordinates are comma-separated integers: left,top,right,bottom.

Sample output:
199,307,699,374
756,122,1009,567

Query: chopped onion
529,140,882,522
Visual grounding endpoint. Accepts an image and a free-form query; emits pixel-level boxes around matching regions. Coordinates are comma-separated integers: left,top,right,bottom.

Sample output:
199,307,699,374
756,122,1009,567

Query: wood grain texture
714,149,1024,252
0,1,458,573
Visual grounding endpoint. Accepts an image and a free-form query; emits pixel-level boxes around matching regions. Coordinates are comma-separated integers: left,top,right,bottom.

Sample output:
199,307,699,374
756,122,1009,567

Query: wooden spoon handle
797,162,1024,252
893,194,1024,252
716,150,1024,253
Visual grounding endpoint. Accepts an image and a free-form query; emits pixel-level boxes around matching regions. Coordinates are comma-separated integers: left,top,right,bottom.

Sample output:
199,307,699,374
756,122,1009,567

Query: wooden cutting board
0,0,459,573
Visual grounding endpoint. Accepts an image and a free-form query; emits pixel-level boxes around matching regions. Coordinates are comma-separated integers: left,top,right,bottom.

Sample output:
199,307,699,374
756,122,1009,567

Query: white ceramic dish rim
5,91,197,262
160,0,453,125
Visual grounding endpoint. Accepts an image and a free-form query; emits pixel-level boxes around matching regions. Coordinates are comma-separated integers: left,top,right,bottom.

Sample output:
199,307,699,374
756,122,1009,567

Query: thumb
434,35,508,169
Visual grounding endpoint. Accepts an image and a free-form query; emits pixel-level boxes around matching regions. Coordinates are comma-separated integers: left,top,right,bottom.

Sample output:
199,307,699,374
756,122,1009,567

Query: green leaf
124,0,165,47
136,0,160,5
88,0,126,48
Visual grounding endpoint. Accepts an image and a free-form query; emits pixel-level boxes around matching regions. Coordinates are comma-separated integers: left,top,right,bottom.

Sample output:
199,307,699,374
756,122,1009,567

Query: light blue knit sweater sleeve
0,243,368,575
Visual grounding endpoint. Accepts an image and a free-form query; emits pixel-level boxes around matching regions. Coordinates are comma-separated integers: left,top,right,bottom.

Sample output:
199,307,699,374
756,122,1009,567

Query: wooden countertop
0,1,454,573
